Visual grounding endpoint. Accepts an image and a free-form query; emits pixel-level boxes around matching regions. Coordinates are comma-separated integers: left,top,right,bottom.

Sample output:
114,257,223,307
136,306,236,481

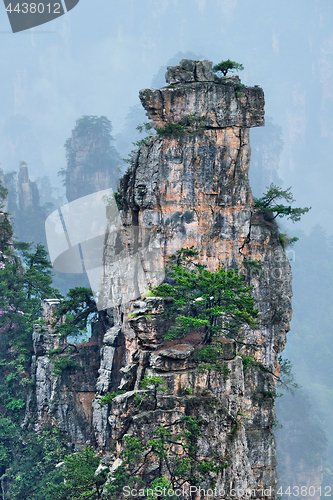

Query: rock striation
141,59,264,131
30,60,292,498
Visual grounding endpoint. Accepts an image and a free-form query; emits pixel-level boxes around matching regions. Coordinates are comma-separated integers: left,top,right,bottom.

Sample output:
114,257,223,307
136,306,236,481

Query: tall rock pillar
17,161,40,212
97,60,292,498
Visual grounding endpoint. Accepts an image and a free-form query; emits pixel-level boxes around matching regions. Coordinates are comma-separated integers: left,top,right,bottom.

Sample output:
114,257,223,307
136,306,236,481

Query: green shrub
53,356,81,376
107,416,227,498
153,247,258,345
242,259,262,270
47,446,105,500
98,391,125,407
236,83,246,97
279,232,299,248
156,123,185,136
136,122,153,133
240,353,257,371
156,113,205,137
195,346,231,379
133,136,151,147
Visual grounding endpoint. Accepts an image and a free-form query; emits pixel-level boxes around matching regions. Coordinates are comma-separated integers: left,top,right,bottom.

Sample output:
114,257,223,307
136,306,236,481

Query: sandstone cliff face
30,60,292,498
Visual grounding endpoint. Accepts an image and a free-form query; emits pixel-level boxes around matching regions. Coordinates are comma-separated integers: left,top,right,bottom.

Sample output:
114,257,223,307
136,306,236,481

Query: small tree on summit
213,59,244,77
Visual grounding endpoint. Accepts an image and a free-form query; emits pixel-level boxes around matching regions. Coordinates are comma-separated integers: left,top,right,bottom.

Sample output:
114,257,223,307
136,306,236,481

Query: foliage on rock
156,113,205,137
153,247,258,340
254,183,311,222
0,240,60,421
0,424,72,500
47,446,106,500
51,287,100,339
213,59,244,77
107,415,227,498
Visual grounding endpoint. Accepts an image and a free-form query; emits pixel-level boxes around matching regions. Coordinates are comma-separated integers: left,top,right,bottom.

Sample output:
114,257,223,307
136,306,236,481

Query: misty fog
0,0,332,492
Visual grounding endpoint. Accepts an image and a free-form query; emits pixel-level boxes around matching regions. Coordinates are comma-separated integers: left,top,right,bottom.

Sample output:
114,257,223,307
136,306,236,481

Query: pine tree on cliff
213,59,244,77
254,183,311,222
151,247,259,376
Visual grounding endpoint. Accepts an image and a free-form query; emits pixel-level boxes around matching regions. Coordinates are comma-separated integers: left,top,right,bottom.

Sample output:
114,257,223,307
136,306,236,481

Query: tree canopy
151,247,258,375
46,446,105,500
0,241,61,421
213,59,244,77
254,183,311,222
153,247,258,343
51,286,99,340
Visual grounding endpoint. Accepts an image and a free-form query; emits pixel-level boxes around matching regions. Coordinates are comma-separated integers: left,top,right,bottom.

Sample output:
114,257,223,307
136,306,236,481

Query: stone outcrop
30,60,293,499
64,117,120,202
141,60,264,130
17,162,40,211
0,162,41,216
28,299,106,445
165,58,215,84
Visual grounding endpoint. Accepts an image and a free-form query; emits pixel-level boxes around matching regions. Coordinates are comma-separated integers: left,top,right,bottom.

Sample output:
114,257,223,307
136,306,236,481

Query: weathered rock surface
29,300,105,445
108,60,290,497
29,60,292,499
150,344,196,371
140,60,264,130
165,59,215,84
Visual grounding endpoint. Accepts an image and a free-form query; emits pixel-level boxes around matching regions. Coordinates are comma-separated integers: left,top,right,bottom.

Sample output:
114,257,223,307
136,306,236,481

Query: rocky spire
29,60,292,498
96,59,291,494
63,116,121,203
17,161,40,212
